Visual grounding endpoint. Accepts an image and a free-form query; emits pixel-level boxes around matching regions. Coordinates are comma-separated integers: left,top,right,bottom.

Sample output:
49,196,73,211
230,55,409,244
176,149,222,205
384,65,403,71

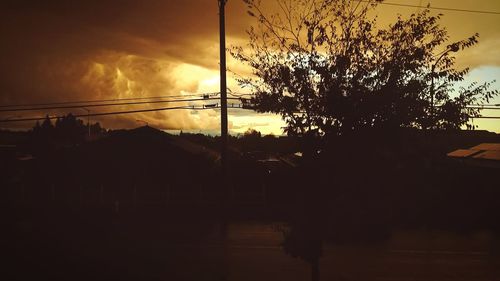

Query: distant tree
31,113,106,145
90,122,105,135
30,115,55,152
232,0,498,142
54,113,86,143
240,128,262,151
33,121,41,134
242,128,262,139
40,115,54,131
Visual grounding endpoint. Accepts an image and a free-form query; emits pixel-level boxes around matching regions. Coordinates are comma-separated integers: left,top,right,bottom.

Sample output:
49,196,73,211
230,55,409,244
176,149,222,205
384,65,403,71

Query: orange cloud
0,0,498,133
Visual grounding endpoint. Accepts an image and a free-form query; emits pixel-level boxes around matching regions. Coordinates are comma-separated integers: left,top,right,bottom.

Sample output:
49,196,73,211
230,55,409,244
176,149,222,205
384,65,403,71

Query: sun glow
199,76,220,92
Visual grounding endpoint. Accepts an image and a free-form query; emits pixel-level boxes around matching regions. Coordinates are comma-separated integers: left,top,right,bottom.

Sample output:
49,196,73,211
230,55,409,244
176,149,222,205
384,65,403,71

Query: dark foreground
2,128,500,280
3,206,500,281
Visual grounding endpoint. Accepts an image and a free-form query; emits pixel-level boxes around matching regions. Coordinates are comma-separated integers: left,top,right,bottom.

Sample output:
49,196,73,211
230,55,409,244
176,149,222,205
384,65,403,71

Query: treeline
30,114,106,153
180,128,299,155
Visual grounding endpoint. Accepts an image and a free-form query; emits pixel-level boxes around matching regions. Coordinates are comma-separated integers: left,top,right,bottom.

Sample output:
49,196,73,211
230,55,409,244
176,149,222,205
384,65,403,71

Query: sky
0,0,499,134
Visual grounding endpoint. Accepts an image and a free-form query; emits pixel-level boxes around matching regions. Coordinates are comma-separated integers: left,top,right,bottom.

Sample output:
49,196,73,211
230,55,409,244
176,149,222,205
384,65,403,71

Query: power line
465,107,500,110
0,92,221,109
0,97,242,113
0,106,212,123
228,92,255,98
0,104,250,123
1,103,498,124
471,104,500,107
1,93,495,115
0,91,254,110
472,116,500,119
356,0,500,15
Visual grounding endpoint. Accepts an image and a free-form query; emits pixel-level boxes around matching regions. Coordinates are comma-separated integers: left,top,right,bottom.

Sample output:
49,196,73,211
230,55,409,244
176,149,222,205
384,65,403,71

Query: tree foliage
242,128,262,139
232,0,498,137
32,113,105,145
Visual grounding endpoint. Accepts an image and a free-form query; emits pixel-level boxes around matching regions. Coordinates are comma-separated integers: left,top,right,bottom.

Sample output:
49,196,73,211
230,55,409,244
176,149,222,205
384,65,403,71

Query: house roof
447,143,500,168
469,143,500,152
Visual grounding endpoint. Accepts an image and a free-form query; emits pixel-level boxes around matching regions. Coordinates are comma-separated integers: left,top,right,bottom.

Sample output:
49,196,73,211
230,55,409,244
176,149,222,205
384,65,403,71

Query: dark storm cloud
0,0,249,68
1,0,498,132
0,0,250,129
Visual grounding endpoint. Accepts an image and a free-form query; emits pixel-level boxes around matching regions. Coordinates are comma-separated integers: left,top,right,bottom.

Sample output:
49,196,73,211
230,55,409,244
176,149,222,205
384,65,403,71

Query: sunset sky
1,0,499,134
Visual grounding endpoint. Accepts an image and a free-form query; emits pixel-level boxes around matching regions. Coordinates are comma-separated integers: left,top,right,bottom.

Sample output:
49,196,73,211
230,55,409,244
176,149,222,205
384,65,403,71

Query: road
144,223,500,281
5,220,500,280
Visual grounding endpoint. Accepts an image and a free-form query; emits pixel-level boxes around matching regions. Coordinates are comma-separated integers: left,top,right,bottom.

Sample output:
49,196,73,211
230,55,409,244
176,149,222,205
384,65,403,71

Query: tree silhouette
31,113,105,147
279,220,323,281
40,115,54,132
242,128,261,139
33,121,41,134
232,0,498,142
54,113,86,143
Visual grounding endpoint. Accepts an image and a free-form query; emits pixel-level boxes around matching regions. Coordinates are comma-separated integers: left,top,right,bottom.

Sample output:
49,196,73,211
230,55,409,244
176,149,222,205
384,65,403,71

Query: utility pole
218,0,230,242
219,0,228,181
